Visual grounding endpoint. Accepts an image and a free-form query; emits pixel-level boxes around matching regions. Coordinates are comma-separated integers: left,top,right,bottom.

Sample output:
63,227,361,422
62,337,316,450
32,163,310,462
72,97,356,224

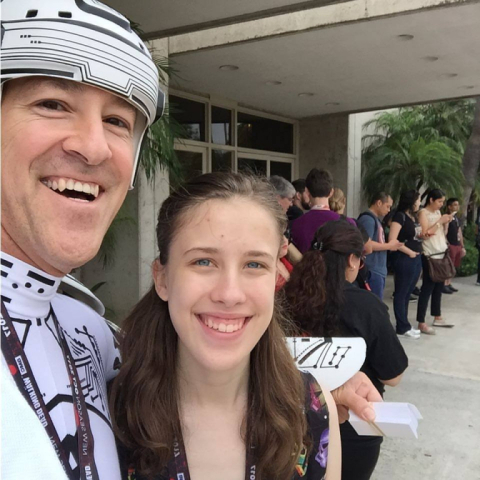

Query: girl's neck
425,204,437,213
177,345,249,409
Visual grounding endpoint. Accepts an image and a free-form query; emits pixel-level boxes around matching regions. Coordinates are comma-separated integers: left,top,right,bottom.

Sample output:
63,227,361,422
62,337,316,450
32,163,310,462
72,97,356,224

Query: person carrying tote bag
416,189,455,334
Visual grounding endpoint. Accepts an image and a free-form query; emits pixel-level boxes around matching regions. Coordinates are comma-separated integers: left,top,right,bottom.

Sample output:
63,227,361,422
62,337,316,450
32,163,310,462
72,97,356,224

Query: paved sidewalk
371,275,480,480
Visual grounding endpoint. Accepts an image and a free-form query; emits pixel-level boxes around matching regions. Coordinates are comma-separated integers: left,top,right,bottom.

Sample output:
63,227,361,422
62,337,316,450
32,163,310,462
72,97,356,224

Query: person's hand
408,251,420,259
387,239,404,251
331,372,382,423
440,214,453,224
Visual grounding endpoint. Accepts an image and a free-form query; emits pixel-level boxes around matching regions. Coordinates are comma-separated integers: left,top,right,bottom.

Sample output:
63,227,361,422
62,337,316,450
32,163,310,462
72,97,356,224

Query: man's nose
62,116,113,165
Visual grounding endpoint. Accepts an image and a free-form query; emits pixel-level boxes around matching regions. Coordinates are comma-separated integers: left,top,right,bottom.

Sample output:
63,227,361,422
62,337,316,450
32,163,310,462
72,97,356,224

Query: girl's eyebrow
185,247,274,262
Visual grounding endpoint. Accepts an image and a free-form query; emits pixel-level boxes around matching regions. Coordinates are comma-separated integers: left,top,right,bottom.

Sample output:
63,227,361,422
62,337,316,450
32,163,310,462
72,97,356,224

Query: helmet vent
26,10,38,18
58,11,73,19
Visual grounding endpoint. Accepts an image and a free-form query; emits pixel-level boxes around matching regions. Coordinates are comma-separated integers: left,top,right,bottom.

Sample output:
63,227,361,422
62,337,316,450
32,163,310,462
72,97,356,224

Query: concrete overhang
105,0,353,38
157,0,480,118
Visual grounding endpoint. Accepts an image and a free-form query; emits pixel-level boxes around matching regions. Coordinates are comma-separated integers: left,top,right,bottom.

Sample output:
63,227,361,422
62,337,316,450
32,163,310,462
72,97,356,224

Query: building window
237,112,294,154
212,150,233,172
171,91,297,181
270,161,292,182
170,150,203,190
169,94,206,142
238,158,267,176
211,106,232,145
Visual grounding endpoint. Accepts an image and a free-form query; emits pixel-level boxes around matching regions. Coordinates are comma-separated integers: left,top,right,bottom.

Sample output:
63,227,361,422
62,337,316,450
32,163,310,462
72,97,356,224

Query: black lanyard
170,429,256,480
1,301,99,480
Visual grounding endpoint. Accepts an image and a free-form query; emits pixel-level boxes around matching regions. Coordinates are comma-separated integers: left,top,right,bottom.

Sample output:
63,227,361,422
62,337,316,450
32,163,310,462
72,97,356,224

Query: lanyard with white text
1,301,99,480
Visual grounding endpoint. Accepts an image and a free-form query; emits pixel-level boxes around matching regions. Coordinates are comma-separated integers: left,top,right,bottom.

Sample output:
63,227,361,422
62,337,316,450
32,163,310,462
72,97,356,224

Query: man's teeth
44,178,99,198
201,315,246,333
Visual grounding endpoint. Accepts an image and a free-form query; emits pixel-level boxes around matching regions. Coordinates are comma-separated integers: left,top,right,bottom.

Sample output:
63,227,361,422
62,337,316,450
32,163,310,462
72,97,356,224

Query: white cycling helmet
1,0,165,187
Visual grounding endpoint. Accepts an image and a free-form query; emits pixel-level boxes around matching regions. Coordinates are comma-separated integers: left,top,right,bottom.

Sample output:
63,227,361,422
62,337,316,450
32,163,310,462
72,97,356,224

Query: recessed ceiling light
440,73,458,78
265,81,282,86
423,56,439,62
325,102,340,106
298,92,314,97
219,65,239,71
397,34,414,41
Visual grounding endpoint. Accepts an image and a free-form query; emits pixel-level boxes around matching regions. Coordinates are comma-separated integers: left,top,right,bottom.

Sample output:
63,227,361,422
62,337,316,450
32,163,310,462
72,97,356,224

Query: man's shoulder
358,211,377,223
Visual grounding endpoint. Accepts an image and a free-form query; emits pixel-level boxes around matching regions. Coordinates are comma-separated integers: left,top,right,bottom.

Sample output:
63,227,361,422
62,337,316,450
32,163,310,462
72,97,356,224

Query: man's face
277,194,294,214
1,77,137,275
378,197,393,218
448,201,459,214
299,190,311,210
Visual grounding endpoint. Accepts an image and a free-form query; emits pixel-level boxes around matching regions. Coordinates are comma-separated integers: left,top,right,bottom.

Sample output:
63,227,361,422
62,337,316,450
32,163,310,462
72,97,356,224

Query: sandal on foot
418,324,436,335
432,318,455,328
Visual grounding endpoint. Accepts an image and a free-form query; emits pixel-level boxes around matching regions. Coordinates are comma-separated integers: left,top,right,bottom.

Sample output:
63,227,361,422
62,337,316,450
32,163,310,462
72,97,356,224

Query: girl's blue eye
195,259,211,267
246,262,262,269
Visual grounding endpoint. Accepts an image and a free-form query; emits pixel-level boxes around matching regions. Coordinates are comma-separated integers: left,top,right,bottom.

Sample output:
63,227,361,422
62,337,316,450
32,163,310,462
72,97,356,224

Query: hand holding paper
349,402,423,438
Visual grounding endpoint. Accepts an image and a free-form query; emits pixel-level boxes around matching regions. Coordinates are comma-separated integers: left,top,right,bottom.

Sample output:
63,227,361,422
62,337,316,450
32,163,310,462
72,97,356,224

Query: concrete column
138,37,170,297
347,114,363,218
137,171,170,297
298,113,349,193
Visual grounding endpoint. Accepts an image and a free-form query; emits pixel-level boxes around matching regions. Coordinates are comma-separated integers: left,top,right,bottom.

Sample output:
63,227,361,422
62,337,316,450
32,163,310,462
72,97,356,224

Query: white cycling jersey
1,252,121,479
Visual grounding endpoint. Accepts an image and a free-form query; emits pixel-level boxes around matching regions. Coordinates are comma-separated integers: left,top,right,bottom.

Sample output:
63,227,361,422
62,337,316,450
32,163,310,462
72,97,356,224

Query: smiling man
1,1,164,479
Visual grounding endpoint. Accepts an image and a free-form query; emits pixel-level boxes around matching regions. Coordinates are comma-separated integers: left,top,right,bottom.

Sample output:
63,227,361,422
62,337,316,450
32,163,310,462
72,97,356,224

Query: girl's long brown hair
110,172,308,480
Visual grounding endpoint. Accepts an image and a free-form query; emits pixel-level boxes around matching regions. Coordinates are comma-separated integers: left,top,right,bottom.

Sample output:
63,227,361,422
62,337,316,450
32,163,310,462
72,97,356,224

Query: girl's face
430,196,445,210
154,198,280,374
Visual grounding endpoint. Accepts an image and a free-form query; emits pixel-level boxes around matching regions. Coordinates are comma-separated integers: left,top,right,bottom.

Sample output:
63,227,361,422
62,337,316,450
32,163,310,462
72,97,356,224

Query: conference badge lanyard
1,301,100,480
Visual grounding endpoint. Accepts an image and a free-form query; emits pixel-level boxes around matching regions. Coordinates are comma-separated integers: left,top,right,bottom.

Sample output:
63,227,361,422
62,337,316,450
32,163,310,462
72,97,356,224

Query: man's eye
105,117,129,129
195,259,211,267
246,262,263,269
39,100,64,111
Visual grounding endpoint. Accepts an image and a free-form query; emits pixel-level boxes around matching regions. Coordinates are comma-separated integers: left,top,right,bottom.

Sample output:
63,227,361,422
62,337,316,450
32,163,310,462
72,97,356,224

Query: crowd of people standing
268,167,475,479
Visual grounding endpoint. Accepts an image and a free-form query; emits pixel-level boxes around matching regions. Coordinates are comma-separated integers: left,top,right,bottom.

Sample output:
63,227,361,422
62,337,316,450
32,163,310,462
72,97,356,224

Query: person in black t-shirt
389,190,423,338
284,220,408,480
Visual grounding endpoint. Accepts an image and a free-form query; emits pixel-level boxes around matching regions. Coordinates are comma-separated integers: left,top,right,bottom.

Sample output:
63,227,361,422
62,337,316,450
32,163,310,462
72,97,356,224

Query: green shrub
457,237,478,277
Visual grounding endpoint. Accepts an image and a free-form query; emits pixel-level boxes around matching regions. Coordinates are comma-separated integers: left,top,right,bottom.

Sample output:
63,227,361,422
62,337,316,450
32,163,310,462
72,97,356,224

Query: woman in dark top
388,190,423,338
284,220,408,480
110,173,341,480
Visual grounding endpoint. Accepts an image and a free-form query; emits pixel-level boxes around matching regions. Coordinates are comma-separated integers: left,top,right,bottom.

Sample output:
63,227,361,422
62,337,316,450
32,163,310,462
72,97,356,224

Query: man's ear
328,188,334,199
152,259,168,302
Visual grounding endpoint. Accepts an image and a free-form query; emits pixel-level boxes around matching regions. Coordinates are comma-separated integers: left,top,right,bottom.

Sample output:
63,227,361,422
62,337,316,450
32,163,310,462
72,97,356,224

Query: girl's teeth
66,179,74,190
202,316,246,333
58,178,66,192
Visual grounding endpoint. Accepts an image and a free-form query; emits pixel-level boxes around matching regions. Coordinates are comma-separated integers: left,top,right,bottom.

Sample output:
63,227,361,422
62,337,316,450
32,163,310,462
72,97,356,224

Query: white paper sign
286,337,366,391
349,402,423,438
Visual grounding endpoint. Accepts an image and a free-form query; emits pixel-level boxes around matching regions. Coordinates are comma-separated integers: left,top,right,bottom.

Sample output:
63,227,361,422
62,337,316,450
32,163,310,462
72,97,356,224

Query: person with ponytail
284,220,408,480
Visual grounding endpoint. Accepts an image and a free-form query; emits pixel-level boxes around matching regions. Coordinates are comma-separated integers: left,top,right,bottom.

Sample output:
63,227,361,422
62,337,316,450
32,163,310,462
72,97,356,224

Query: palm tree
362,101,475,202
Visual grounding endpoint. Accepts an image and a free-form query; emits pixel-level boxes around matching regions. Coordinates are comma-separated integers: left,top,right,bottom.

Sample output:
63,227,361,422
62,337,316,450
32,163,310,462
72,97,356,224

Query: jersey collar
1,252,61,318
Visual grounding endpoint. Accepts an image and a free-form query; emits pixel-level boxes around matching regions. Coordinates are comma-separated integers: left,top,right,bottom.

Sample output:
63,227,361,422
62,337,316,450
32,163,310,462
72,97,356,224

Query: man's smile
41,176,102,202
